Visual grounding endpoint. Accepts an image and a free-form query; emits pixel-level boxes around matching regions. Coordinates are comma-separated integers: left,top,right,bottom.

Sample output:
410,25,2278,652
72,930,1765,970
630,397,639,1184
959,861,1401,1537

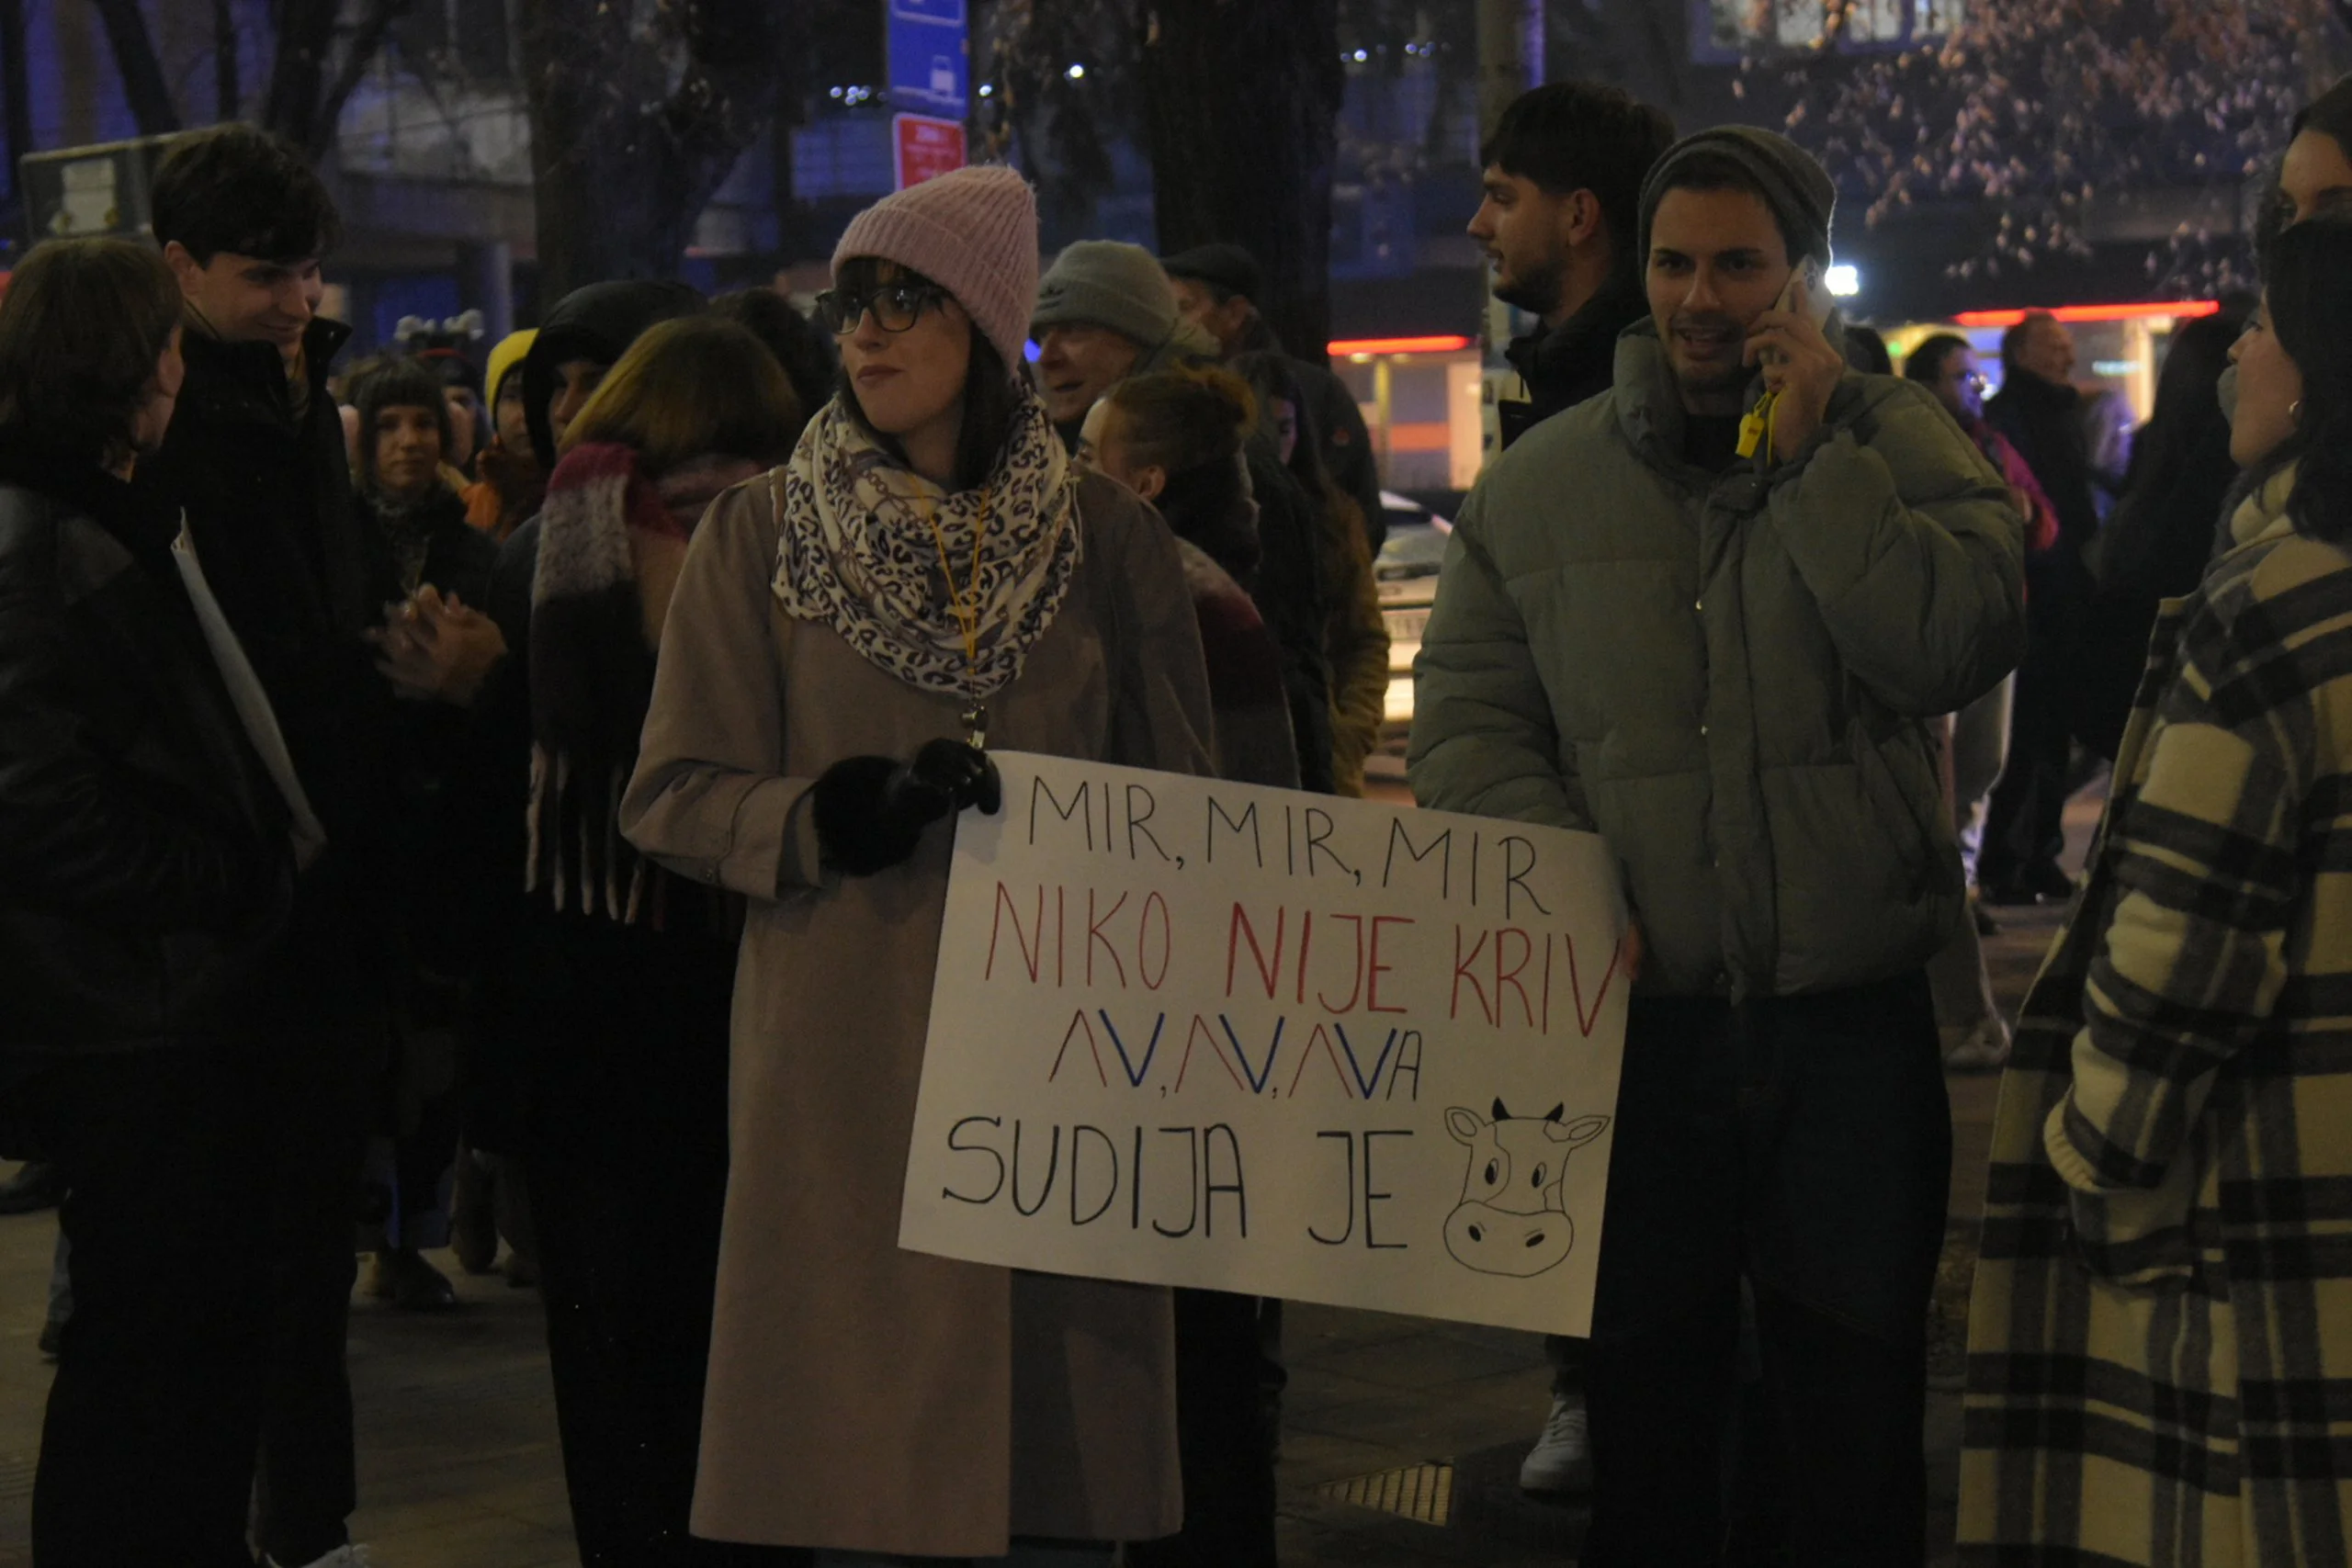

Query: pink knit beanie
831,165,1039,369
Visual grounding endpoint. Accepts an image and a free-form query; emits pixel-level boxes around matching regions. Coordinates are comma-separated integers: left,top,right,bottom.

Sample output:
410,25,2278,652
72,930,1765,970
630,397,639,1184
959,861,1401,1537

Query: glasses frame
815,283,949,338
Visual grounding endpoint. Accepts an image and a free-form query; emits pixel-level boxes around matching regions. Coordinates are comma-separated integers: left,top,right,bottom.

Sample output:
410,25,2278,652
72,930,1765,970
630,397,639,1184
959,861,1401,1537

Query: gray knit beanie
1033,240,1218,364
1637,127,1836,269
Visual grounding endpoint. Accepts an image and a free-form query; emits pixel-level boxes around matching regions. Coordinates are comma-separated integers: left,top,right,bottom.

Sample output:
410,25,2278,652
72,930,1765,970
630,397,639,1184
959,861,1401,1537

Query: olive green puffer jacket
1408,323,2025,999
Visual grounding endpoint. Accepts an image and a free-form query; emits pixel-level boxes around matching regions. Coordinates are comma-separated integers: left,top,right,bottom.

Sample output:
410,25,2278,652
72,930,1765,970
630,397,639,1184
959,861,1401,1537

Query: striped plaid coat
1959,466,2352,1567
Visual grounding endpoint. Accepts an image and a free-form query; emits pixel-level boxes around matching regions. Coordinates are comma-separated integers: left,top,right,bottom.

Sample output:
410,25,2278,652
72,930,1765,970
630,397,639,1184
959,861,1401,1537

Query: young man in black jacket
1460,79,1676,1497
0,238,305,1568
135,124,393,1568
1470,83,1677,451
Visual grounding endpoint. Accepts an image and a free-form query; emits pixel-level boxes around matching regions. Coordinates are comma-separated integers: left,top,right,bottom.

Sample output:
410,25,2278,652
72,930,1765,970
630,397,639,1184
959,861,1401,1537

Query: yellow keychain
1736,389,1777,462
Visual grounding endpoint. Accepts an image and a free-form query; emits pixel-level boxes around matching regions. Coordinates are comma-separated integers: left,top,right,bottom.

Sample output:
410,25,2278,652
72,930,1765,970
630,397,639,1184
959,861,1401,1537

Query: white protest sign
898,751,1630,1337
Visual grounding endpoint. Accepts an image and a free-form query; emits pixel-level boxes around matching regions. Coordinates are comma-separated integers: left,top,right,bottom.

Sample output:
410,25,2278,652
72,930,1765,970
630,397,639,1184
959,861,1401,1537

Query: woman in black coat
2072,308,2249,759
0,239,304,1568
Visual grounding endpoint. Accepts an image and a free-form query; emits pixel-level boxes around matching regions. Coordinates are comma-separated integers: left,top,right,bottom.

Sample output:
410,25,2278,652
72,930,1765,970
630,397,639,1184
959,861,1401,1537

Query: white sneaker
266,1546,378,1568
1518,1392,1593,1494
1942,1017,2012,1072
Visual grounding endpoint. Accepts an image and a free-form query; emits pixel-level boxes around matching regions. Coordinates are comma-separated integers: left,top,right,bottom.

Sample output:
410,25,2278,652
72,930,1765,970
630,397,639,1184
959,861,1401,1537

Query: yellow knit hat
485,329,537,409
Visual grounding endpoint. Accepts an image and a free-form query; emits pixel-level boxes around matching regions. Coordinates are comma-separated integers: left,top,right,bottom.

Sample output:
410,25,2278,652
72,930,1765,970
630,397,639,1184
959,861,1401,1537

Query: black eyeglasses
814,283,947,336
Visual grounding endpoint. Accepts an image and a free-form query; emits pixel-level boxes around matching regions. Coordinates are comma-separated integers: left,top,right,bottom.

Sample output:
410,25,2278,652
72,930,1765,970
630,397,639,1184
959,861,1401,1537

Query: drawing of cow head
1442,1100,1610,1278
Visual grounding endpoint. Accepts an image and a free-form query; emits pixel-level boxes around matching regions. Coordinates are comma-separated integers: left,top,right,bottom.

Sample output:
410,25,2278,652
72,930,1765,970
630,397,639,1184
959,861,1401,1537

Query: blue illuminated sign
888,0,969,118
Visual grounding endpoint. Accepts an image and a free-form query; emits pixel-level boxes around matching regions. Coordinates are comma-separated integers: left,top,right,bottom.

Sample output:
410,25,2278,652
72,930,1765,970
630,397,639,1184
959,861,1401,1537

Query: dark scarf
526,442,683,923
0,429,181,571
363,484,469,595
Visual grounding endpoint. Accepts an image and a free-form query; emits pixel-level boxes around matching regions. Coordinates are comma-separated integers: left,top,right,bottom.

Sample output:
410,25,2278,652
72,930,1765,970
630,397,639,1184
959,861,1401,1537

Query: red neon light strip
1328,334,1474,355
1952,300,2221,328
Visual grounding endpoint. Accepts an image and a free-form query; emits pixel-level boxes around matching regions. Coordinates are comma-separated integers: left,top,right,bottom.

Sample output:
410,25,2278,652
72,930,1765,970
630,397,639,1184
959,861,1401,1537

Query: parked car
1373,491,1451,730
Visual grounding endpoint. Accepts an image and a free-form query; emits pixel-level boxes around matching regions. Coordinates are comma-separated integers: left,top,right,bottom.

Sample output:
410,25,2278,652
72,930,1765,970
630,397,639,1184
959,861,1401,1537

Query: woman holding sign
623,165,1215,1563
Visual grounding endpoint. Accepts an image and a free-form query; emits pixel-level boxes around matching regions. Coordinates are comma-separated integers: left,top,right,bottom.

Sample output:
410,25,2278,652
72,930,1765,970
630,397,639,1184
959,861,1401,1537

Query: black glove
811,739,1002,876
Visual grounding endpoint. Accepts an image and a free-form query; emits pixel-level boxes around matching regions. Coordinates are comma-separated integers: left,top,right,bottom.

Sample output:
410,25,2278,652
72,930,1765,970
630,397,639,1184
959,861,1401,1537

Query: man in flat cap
1162,243,1386,547
1410,126,2026,1566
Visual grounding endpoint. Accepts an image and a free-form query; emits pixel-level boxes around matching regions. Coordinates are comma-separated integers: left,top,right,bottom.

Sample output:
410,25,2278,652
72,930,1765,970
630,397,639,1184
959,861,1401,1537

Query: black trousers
1579,975,1951,1568
529,1147,807,1567
1125,1289,1280,1568
252,1030,377,1567
20,1046,277,1568
1982,599,2080,885
515,914,802,1568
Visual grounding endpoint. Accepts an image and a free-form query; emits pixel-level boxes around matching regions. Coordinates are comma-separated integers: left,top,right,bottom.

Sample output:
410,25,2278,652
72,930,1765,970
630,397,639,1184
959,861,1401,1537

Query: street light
1825,265,1861,298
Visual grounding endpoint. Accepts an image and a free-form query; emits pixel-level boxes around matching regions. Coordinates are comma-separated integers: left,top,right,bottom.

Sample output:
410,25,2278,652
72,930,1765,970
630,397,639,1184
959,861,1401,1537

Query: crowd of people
0,65,2346,1568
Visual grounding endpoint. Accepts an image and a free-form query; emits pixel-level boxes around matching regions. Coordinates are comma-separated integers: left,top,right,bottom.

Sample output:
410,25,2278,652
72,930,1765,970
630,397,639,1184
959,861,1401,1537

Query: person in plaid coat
1959,211,2352,1566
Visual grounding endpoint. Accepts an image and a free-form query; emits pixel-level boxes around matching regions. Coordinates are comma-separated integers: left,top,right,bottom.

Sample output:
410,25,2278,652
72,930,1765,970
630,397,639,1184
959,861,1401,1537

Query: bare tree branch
520,0,786,295
662,0,786,168
261,0,338,150
319,0,410,152
90,0,183,136
259,0,406,160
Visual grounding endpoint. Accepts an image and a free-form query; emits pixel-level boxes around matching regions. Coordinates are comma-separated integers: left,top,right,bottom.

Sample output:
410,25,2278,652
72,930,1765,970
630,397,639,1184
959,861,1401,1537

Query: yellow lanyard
920,484,994,742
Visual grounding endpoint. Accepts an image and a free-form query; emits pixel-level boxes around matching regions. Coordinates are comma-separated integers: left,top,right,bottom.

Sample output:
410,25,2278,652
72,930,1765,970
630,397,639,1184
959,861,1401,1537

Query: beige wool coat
620,466,1216,1557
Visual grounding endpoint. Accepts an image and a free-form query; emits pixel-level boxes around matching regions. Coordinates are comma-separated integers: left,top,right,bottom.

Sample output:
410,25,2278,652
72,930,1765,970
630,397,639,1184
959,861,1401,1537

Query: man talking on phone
1410,127,2025,1567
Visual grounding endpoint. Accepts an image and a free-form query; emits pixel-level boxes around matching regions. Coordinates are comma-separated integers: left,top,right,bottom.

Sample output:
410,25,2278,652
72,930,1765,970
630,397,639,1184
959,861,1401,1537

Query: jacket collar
2222,460,2301,555
180,312,352,418
1610,321,1726,476
0,428,182,569
1609,317,1862,491
1506,276,1649,408
1991,367,2077,414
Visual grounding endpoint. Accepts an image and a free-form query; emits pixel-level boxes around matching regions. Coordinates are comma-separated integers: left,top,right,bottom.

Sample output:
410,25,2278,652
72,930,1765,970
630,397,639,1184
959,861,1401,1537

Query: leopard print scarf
771,392,1082,705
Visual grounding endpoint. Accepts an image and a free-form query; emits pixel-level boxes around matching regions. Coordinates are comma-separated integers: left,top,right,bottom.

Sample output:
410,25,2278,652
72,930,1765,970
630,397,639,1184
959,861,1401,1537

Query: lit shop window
1697,0,1967,57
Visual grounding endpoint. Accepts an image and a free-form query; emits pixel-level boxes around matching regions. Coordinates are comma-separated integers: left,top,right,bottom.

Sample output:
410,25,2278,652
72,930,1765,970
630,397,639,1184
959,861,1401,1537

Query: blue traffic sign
888,0,969,118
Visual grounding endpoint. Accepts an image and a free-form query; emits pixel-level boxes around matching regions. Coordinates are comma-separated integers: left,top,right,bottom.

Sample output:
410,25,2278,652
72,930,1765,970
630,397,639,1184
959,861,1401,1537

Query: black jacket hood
521,281,707,469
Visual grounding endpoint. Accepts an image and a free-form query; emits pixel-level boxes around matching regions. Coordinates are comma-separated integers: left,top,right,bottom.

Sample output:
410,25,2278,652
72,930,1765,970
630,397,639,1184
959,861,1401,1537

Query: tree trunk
90,0,182,135
1139,0,1345,364
261,0,337,151
1,0,28,233
215,0,241,119
518,0,785,299
1476,0,1541,140
261,0,406,160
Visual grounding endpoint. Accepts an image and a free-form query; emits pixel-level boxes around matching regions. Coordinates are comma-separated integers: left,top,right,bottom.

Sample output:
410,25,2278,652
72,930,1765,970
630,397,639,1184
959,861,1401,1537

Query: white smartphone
1760,257,1830,368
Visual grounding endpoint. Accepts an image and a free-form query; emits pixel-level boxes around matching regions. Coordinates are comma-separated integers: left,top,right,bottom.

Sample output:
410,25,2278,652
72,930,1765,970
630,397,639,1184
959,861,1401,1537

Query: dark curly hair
151,124,342,265
0,238,185,464
2265,209,2352,543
